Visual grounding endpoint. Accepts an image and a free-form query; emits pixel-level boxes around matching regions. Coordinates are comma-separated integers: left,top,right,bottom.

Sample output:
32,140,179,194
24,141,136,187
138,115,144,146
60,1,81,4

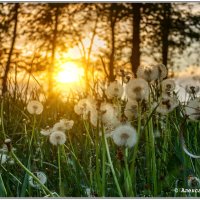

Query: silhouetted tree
143,3,200,67
1,3,19,95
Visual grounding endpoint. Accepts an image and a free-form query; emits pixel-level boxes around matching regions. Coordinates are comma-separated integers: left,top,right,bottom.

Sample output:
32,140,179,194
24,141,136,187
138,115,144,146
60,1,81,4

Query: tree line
1,3,200,96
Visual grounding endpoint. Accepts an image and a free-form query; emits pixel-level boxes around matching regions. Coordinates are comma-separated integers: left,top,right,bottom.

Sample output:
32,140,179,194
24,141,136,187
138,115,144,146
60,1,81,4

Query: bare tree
2,3,19,94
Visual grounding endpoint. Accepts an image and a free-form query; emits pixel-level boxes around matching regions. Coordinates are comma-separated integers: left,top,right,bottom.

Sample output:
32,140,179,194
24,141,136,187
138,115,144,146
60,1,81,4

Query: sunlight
55,62,84,83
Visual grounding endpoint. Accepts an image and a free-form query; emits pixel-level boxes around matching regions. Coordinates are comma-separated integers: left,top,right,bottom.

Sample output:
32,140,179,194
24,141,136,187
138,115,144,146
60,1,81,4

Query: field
1,63,200,197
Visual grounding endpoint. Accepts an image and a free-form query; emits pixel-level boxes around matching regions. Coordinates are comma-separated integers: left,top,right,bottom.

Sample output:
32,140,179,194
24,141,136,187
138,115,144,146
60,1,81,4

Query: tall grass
0,73,200,197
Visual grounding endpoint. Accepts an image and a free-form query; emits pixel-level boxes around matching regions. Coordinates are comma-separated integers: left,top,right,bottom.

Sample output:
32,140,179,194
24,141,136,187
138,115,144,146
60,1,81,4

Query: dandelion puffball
40,128,52,136
185,84,200,94
52,119,74,132
124,100,138,120
111,124,138,148
161,78,176,93
126,78,149,102
29,171,47,189
188,176,200,188
157,64,168,80
100,103,120,127
185,98,200,121
49,131,66,146
156,96,179,115
27,100,43,115
59,119,74,130
137,64,159,82
74,98,96,120
105,81,124,99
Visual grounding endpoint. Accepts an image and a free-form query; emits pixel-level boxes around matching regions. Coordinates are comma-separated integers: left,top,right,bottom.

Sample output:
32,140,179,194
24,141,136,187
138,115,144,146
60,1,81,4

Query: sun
55,62,84,83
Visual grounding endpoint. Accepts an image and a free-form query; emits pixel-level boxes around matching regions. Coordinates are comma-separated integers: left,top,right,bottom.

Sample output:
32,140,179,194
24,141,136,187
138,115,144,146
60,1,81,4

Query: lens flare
55,62,84,83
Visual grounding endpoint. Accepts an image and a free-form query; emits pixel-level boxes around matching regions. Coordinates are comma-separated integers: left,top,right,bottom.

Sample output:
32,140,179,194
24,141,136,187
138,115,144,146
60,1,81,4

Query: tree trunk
109,16,115,82
48,6,59,96
108,4,117,82
2,4,19,95
161,4,171,67
131,3,141,76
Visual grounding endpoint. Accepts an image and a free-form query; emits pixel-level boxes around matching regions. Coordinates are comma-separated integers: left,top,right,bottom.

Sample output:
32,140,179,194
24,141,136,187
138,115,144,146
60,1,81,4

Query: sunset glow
55,62,84,83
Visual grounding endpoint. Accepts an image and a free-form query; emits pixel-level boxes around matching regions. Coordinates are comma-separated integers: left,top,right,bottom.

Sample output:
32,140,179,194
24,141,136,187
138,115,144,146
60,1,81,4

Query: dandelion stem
124,148,134,196
1,101,6,139
58,145,64,196
64,144,89,185
130,103,142,195
148,117,157,196
10,150,54,197
101,128,106,197
29,115,36,151
104,135,123,197
83,120,94,145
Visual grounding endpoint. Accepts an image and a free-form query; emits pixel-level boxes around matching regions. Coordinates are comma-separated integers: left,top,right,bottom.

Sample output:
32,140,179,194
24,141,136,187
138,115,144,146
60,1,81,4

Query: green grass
0,81,200,197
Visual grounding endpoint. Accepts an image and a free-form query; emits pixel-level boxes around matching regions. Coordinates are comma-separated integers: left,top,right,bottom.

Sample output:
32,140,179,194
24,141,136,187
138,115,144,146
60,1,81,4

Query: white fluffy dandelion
185,84,200,94
162,78,176,93
157,64,168,80
52,119,74,132
126,78,149,102
105,81,124,99
49,131,66,146
27,100,43,115
99,122,117,138
137,64,159,82
100,103,120,127
40,128,52,136
156,96,179,115
185,98,200,121
59,119,74,130
124,100,138,120
74,98,96,120
29,171,47,189
111,124,138,148
188,176,200,188
52,121,67,132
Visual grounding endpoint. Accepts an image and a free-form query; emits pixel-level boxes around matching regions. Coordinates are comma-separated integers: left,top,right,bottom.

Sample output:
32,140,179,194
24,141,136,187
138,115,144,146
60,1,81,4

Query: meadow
1,63,200,197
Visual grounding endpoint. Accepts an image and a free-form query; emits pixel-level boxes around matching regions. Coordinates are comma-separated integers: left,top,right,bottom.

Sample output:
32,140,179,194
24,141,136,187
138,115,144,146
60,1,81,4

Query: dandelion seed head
59,119,74,130
27,100,43,115
185,84,200,94
111,124,138,148
137,64,159,82
185,98,200,121
157,64,168,80
188,176,200,188
100,103,120,126
40,128,52,136
105,81,124,99
29,171,47,189
49,131,66,146
124,100,138,120
126,78,149,102
74,98,96,119
162,78,176,93
99,122,116,138
156,96,179,115
52,121,67,132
